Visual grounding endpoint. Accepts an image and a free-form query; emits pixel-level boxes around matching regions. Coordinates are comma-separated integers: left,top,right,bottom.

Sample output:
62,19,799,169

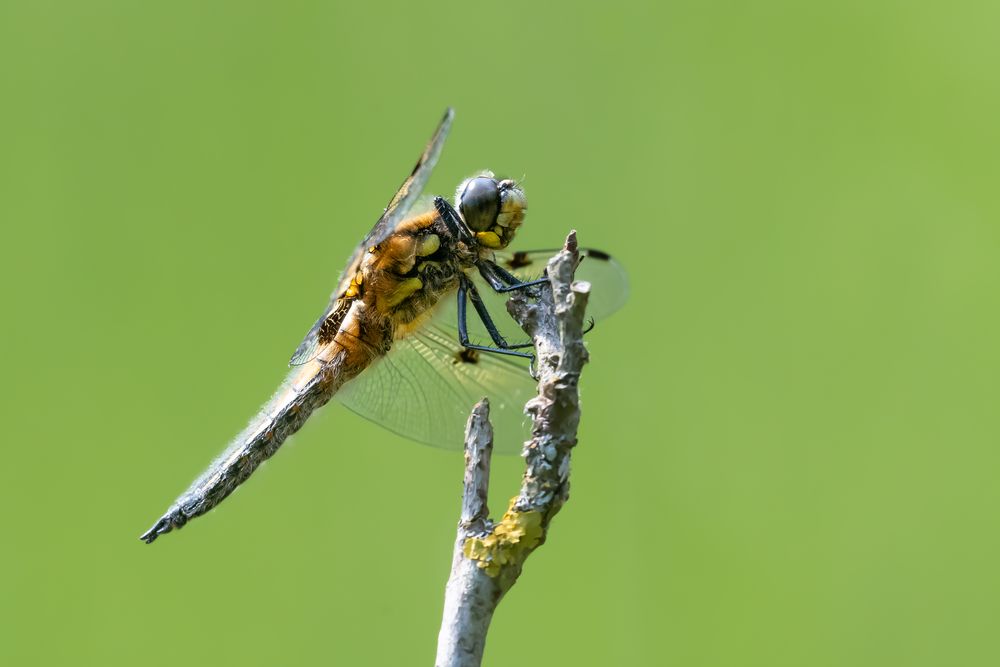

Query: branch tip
460,399,494,527
437,233,590,667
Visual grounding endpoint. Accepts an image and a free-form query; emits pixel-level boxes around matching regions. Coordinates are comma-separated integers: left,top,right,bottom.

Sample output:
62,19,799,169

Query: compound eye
458,177,500,232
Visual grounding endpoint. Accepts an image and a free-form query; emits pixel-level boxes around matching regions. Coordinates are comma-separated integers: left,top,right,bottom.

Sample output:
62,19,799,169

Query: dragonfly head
456,172,526,250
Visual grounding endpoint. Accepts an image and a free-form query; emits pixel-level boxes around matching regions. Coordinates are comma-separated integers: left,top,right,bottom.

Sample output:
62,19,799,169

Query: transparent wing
290,109,455,366
288,319,324,368
335,248,626,452
335,317,536,454
352,108,455,265
438,247,630,344
499,247,629,319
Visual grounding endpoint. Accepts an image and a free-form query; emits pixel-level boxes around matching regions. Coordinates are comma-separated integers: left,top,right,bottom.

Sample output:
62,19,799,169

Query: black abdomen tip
139,514,179,544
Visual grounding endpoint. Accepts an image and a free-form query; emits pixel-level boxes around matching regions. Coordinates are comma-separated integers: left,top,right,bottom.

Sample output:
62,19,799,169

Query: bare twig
435,232,591,667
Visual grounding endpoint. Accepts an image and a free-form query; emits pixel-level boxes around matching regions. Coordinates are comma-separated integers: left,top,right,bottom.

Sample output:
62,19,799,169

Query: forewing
289,108,455,366
335,319,536,454
349,108,455,284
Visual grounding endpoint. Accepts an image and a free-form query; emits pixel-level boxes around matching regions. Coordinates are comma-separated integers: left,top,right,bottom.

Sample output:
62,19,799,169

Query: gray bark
435,232,591,667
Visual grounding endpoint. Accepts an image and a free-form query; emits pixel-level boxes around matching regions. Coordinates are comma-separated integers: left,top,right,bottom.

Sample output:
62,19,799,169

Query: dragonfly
140,108,628,543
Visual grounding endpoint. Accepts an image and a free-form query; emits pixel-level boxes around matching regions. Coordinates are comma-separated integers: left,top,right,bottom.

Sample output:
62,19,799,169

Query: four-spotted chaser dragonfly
141,109,628,543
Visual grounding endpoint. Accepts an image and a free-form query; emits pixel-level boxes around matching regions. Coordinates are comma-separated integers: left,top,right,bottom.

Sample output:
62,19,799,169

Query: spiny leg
462,276,534,350
456,278,534,361
480,261,598,335
478,260,549,293
434,196,475,244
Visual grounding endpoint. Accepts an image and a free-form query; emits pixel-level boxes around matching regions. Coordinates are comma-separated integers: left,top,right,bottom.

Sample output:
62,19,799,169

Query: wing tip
431,107,455,147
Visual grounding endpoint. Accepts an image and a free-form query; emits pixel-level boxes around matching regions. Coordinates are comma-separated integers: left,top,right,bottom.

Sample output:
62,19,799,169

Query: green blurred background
2,1,998,665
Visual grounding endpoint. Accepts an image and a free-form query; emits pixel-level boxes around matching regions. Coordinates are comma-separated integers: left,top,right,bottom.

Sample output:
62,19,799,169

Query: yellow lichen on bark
462,499,544,577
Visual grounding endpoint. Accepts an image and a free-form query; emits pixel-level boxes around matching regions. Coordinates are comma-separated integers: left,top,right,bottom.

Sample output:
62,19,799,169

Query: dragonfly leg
463,277,535,350
479,260,599,338
457,278,534,361
478,260,549,293
434,196,475,244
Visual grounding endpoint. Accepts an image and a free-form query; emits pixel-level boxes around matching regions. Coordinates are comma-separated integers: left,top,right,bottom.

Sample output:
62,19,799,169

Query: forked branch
435,232,591,667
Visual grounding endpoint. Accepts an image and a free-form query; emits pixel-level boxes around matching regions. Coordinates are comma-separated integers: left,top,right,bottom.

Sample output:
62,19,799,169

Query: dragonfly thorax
359,210,475,328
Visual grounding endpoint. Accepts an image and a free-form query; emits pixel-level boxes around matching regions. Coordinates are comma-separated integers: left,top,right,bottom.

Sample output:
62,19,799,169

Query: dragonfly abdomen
141,354,347,543
141,305,392,543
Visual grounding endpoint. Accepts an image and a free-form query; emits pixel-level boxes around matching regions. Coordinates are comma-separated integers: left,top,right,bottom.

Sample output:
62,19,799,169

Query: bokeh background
2,1,998,665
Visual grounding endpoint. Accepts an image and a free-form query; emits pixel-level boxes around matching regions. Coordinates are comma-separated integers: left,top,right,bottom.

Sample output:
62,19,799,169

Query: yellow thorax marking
417,234,440,257
476,231,502,249
384,277,423,308
344,271,364,298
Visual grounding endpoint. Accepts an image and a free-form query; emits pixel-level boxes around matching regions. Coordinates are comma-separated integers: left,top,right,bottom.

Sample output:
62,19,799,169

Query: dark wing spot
318,319,337,345
317,300,352,346
506,251,533,269
584,249,612,261
455,348,480,364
